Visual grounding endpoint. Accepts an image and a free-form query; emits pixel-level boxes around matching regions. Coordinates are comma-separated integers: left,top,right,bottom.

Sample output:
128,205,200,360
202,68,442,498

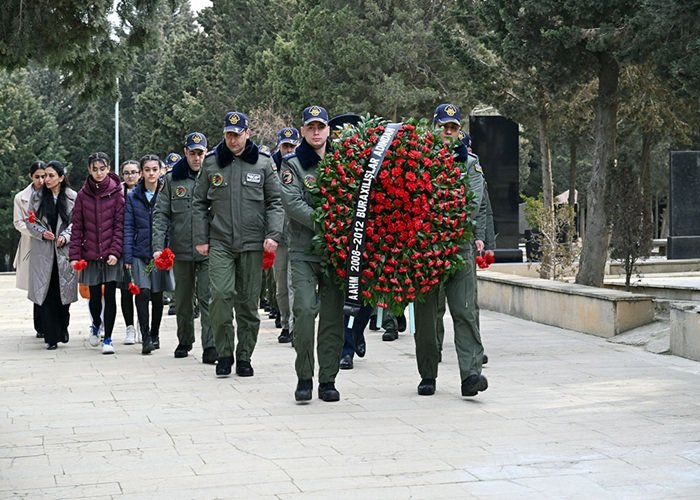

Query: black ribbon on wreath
343,121,402,317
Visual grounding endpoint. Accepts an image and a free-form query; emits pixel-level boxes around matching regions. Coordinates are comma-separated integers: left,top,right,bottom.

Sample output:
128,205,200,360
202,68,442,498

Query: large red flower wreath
313,116,474,315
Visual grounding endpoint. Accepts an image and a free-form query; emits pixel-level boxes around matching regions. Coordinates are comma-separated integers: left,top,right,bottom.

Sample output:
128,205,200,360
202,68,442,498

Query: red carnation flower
128,282,141,295
72,259,88,271
262,250,276,270
475,255,489,269
154,247,175,271
28,211,37,224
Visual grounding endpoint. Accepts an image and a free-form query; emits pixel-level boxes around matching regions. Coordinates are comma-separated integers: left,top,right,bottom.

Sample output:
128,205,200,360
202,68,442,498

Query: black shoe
275,316,282,329
278,329,292,343
260,298,269,310
417,378,436,396
216,356,234,377
368,315,379,331
318,382,340,402
397,314,407,333
168,304,176,316
141,336,154,355
202,346,218,364
339,354,354,370
295,379,312,402
354,329,366,358
61,330,69,343
461,374,488,397
46,343,57,350
235,360,254,377
193,306,200,319
152,336,160,349
382,329,398,341
268,308,278,320
174,343,192,358
36,331,44,338
163,296,172,305
482,354,489,365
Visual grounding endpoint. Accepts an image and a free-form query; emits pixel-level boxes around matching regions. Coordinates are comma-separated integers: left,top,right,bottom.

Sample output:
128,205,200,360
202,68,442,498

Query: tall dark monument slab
469,115,522,262
668,151,700,259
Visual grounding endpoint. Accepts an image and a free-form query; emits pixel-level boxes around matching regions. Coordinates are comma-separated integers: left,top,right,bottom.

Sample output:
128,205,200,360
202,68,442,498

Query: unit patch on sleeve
303,175,317,190
211,173,224,187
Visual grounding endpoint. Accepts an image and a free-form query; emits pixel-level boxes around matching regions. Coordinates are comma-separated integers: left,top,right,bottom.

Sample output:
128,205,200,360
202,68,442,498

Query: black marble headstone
668,151,700,259
469,115,522,262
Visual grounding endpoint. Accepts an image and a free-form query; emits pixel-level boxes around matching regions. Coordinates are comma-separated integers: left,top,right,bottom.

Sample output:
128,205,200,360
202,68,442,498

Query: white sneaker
88,325,101,347
124,325,136,345
102,337,115,355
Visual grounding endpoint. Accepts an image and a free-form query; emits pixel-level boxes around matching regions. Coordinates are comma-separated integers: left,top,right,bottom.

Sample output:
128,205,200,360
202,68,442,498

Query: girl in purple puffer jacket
69,152,125,355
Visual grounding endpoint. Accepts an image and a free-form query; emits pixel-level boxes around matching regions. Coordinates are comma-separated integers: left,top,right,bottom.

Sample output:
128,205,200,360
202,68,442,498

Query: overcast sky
190,0,212,12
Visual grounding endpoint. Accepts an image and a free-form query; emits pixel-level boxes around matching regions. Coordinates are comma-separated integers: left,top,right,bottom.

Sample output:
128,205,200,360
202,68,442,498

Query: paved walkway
1,275,699,499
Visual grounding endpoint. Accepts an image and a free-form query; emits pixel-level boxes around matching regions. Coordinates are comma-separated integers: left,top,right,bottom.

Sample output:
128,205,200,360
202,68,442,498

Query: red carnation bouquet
154,248,175,271
313,116,474,315
475,251,496,269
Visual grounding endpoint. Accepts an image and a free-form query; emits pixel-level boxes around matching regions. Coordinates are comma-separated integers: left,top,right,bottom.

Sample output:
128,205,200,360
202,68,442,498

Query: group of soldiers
155,103,493,403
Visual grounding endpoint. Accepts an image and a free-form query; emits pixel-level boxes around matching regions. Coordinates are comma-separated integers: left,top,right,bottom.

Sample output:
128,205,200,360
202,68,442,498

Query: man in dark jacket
272,127,300,344
153,132,217,364
413,103,489,398
279,106,345,403
193,112,284,378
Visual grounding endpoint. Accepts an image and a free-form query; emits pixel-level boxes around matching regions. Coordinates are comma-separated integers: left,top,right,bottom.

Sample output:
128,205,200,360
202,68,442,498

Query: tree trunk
538,108,554,211
639,131,654,241
576,53,619,287
537,105,555,279
568,138,577,208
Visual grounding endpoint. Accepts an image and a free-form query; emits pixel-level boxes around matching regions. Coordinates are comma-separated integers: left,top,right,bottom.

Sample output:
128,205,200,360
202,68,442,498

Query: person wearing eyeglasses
116,160,141,345
69,152,125,355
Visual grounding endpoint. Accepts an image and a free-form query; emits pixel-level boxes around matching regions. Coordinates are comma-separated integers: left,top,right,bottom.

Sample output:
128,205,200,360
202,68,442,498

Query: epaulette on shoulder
259,149,271,158
468,152,479,161
205,150,216,158
282,152,297,160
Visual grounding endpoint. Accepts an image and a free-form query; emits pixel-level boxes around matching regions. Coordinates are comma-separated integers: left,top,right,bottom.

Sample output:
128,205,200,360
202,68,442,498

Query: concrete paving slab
1,275,700,498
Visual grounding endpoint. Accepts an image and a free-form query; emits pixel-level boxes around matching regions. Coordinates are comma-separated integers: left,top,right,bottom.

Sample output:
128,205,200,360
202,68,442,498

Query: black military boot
278,329,292,343
216,356,234,377
461,374,488,397
295,379,312,402
318,382,340,402
417,378,436,396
